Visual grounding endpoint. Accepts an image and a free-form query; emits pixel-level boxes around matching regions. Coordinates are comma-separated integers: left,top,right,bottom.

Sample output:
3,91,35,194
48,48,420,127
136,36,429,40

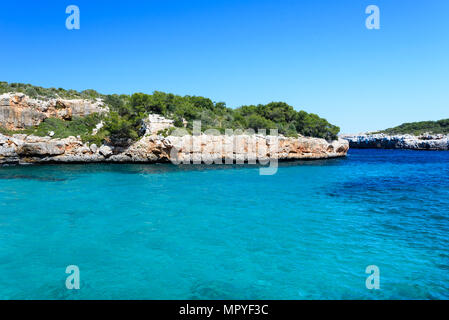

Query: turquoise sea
0,149,448,299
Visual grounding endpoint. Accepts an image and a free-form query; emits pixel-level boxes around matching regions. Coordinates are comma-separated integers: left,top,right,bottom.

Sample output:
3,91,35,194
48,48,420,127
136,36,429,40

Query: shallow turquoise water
0,149,448,299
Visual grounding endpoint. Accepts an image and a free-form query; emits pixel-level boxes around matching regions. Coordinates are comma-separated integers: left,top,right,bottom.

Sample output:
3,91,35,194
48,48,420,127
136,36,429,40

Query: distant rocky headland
342,134,449,150
342,118,449,150
0,86,348,165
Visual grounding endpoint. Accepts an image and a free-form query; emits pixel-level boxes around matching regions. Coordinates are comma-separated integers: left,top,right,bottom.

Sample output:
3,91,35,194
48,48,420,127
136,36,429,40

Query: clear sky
0,0,448,133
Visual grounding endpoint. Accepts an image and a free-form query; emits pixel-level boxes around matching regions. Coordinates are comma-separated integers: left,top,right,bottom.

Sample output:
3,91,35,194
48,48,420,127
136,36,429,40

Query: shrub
102,112,140,142
23,114,103,139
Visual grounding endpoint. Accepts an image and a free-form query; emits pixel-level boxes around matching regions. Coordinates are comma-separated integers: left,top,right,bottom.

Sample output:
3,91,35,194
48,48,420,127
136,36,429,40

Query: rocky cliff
342,133,449,150
0,133,348,165
0,93,108,130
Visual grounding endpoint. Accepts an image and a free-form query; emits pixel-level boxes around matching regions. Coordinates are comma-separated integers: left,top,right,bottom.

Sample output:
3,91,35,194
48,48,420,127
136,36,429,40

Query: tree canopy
103,92,340,141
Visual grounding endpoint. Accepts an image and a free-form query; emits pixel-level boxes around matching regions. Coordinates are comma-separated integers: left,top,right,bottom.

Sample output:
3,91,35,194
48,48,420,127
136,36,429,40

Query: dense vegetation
379,119,449,135
103,92,340,141
0,82,340,143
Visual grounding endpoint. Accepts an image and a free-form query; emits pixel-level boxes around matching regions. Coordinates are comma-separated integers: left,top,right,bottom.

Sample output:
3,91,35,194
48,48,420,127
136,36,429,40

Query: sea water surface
0,149,448,299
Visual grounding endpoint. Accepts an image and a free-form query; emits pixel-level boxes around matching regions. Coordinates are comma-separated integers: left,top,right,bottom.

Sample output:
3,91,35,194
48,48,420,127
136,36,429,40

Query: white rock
0,134,9,145
90,144,98,153
141,114,174,136
99,145,113,157
92,121,104,135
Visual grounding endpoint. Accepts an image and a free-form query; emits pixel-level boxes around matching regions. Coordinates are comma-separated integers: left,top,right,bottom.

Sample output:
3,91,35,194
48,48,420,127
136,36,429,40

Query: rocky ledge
0,133,348,165
342,133,449,150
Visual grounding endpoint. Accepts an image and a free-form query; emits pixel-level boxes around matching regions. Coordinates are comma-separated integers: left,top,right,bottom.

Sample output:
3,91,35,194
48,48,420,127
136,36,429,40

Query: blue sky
0,0,448,133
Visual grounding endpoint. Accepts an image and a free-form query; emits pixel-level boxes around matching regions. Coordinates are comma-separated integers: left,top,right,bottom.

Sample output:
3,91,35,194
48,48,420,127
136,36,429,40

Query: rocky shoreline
342,134,449,150
0,92,349,165
0,133,349,165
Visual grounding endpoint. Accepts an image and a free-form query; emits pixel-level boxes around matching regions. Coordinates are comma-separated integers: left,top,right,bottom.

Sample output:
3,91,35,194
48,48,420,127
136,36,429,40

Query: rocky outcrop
0,92,349,165
342,133,449,150
0,93,108,130
0,133,349,165
141,114,175,135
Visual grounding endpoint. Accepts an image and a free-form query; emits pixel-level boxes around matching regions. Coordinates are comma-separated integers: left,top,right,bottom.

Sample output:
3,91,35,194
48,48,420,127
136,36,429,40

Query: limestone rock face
141,114,174,136
0,93,108,130
0,132,349,165
342,133,449,150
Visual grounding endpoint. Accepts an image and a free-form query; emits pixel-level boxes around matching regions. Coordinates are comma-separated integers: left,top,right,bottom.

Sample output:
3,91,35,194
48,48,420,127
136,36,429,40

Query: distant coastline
342,133,449,150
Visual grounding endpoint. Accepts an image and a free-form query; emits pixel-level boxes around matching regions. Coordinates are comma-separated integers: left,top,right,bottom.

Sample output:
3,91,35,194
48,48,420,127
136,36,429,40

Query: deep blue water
0,149,448,300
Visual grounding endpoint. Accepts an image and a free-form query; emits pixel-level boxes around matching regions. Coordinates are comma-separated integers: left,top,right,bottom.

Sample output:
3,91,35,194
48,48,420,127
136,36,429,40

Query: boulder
17,142,65,156
99,145,113,157
90,144,98,153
